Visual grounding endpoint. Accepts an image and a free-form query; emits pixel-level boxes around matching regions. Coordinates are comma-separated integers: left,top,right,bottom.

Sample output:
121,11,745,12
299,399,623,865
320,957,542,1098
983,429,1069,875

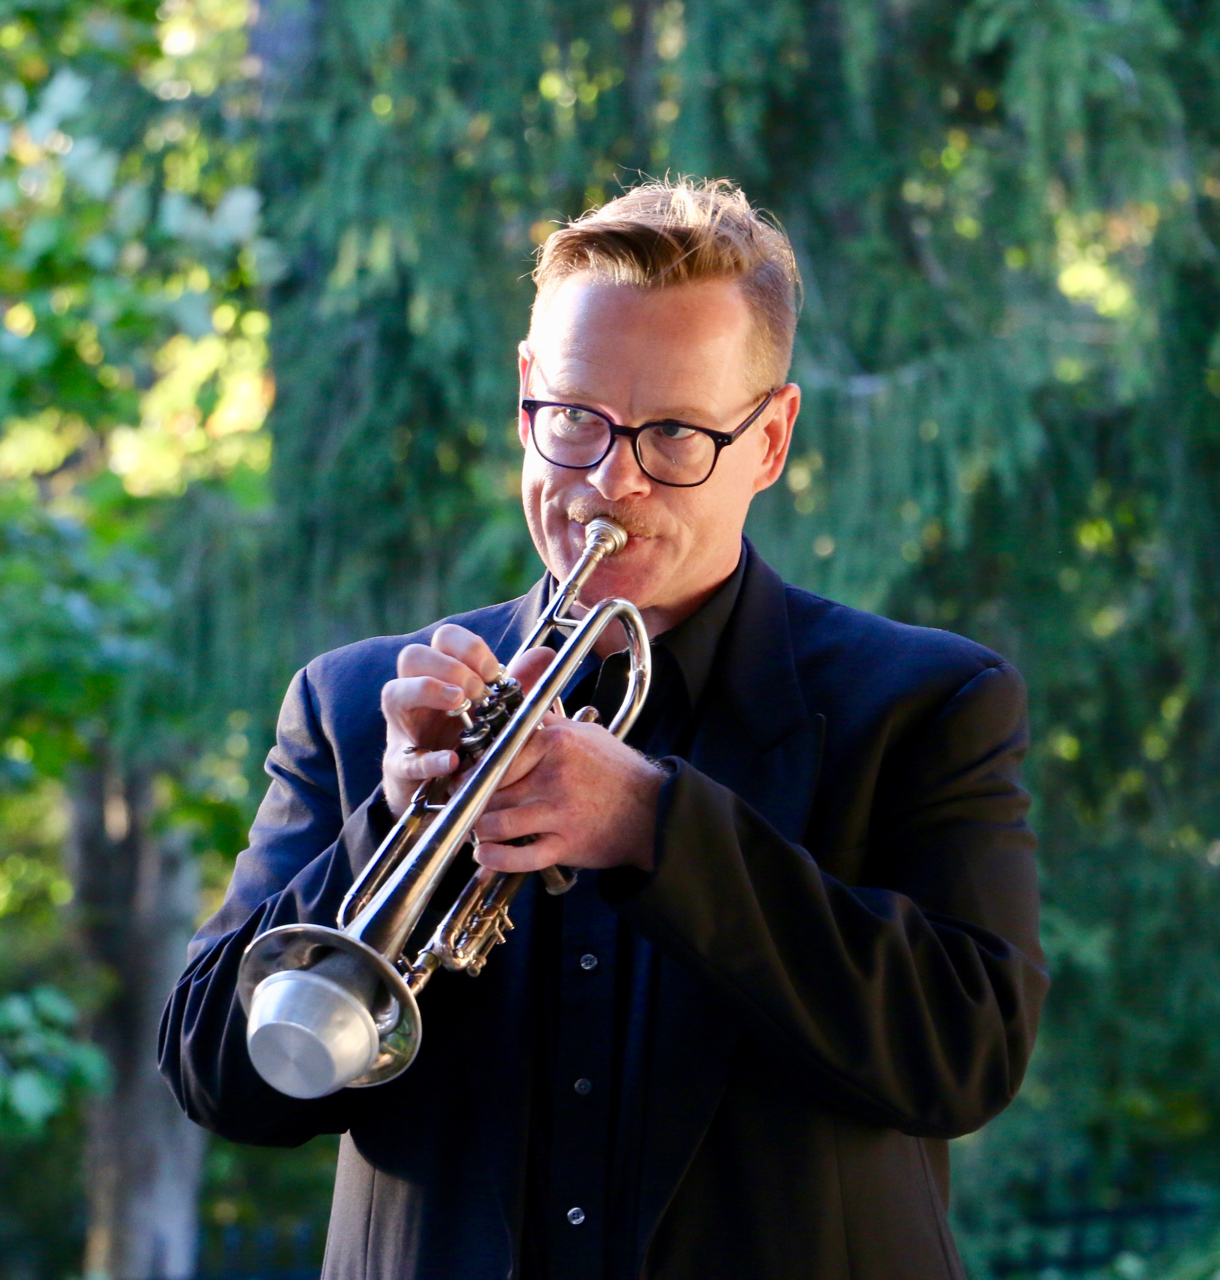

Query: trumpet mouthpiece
585,517,628,557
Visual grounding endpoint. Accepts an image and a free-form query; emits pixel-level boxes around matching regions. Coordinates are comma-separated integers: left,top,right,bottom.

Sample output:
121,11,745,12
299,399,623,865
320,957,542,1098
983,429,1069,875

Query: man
161,179,1047,1280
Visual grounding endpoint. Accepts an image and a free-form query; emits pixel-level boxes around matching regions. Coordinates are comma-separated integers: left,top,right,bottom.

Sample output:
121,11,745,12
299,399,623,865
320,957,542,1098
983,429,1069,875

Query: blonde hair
531,177,802,393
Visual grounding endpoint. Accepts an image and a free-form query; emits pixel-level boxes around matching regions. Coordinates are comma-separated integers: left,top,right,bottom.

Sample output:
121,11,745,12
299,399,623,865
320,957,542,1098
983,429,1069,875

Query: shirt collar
532,542,746,710
652,546,746,708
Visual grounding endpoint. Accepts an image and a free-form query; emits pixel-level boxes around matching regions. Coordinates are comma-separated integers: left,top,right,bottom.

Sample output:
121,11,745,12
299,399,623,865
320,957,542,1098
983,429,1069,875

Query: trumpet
237,518,651,1099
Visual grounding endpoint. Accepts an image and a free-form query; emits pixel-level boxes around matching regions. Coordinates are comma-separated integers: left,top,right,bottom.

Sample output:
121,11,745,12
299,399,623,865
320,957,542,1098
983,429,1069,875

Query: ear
752,383,801,494
517,342,533,449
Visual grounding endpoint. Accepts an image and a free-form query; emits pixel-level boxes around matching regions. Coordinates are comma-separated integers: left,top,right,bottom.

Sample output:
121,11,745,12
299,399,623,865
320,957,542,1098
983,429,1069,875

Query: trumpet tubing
237,518,651,1099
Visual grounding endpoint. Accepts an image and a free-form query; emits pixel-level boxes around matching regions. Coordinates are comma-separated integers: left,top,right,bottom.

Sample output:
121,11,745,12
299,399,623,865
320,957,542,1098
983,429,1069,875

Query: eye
653,421,698,441
561,406,599,426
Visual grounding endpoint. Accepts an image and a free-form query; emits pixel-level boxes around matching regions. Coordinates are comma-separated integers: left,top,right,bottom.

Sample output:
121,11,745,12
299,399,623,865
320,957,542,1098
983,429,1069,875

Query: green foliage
0,0,266,476
0,489,166,765
256,0,1220,1271
0,987,107,1132
1,0,1219,1275
0,779,99,1277
0,0,276,737
0,1108,86,1280
0,0,282,1270
198,1135,339,1273
1164,1225,1220,1279
0,489,158,1156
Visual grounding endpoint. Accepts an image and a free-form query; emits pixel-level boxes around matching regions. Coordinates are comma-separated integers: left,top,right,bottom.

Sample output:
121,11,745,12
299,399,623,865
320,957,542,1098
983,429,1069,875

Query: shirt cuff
597,755,681,907
366,784,397,846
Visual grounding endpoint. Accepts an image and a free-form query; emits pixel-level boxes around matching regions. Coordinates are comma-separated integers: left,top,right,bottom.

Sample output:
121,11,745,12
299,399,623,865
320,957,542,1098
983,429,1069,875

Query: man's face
518,274,799,623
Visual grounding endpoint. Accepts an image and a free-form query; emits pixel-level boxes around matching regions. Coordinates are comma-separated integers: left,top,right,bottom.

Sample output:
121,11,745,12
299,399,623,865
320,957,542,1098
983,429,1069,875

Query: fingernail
442,683,464,702
429,750,452,768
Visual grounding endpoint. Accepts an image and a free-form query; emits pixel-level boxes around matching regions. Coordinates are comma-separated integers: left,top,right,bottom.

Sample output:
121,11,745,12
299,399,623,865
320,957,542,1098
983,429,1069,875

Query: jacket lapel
690,544,825,842
636,542,826,1265
487,575,550,663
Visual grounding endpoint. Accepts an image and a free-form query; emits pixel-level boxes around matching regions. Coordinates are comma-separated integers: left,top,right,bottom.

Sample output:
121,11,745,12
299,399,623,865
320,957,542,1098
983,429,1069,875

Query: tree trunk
68,749,206,1280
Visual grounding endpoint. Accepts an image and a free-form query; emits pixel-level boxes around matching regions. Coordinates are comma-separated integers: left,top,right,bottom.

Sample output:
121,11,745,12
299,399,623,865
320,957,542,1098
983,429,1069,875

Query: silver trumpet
237,518,651,1099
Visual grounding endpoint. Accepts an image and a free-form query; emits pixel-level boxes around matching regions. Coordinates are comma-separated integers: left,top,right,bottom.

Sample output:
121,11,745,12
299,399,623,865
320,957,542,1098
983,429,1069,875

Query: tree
0,0,272,1274
249,0,1220,1269
4,0,1220,1273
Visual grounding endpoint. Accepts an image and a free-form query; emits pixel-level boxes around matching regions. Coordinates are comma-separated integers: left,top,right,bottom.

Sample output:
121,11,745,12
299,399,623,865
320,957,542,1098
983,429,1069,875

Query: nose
587,435,651,502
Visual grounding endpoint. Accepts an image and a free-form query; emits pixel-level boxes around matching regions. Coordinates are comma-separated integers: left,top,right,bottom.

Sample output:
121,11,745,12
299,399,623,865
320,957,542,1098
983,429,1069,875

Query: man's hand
473,714,664,874
380,625,664,873
381,623,519,818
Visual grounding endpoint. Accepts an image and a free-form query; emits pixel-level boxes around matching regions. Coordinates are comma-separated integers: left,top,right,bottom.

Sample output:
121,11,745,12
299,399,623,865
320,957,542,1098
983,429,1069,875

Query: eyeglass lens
532,405,718,485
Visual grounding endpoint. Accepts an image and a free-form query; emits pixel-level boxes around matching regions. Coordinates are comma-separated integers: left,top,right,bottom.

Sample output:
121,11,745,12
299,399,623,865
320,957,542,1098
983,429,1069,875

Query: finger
482,724,554,798
505,646,555,697
474,832,565,875
384,745,458,783
475,801,555,846
382,676,471,728
432,624,502,684
396,643,489,701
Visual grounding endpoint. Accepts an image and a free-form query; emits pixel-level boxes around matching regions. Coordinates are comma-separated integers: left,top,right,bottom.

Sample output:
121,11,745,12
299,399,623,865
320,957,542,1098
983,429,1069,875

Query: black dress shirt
521,553,746,1280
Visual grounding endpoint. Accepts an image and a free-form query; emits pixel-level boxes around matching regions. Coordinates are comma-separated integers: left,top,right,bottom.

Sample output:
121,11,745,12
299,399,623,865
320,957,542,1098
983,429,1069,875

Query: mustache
565,496,661,540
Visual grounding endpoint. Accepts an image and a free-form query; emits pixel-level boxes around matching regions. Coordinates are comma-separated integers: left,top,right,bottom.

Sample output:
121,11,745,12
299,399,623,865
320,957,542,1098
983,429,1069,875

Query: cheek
706,459,757,513
518,458,572,560
521,456,578,523
519,454,546,509
667,483,749,554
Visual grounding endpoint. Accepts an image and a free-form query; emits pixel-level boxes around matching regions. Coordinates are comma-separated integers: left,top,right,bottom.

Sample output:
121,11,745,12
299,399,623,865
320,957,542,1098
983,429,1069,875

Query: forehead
528,274,755,409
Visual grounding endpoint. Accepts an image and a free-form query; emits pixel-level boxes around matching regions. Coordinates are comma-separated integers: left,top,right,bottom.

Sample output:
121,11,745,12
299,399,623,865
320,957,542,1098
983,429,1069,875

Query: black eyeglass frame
520,390,776,489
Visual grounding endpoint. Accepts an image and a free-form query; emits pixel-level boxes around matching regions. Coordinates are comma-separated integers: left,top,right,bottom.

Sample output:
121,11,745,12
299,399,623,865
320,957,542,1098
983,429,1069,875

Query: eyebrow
527,359,722,426
534,387,719,426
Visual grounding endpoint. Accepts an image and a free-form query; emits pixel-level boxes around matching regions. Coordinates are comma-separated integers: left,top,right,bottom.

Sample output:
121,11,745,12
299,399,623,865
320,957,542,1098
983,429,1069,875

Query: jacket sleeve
158,666,388,1146
608,660,1047,1140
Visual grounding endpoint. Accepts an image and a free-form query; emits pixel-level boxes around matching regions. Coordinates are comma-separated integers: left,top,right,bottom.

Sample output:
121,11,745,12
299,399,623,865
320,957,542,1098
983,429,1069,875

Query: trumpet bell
247,969,380,1099
239,922,422,1096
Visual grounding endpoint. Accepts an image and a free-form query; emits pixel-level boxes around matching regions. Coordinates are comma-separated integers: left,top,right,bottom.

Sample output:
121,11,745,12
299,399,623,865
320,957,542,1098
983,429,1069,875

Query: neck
583,570,734,659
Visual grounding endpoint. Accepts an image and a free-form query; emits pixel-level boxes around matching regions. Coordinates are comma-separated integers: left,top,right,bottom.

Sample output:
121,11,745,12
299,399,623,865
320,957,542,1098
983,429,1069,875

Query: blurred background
1,0,1219,1277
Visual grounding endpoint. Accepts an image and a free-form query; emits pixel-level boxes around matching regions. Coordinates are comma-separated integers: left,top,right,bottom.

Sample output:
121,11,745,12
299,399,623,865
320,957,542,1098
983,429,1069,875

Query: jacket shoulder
780,583,1020,705
301,595,531,703
274,594,534,817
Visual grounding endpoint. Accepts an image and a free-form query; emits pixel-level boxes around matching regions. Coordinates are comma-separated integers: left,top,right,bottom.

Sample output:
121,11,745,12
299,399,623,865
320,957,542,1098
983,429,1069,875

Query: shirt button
574,1077,592,1095
579,953,598,971
567,1206,586,1226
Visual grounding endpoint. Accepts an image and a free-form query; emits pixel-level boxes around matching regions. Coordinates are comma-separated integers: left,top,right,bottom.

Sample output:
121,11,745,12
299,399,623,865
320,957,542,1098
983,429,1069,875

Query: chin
578,551,664,609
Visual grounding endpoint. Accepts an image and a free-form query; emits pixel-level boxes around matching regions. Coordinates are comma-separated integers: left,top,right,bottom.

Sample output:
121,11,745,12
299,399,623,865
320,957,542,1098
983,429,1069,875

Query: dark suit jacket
160,542,1047,1280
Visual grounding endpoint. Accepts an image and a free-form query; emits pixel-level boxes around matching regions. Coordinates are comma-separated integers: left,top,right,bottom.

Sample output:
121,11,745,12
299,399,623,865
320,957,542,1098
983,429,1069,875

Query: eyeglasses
520,391,775,488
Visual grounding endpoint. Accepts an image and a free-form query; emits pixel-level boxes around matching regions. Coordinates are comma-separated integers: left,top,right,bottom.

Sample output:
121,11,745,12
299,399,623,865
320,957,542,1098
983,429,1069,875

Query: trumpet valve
460,907,513,977
446,697,475,731
456,674,523,756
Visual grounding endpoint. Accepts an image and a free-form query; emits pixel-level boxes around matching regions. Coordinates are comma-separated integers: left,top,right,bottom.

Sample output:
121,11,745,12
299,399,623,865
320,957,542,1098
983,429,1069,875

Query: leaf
29,986,77,1029
6,1069,62,1126
0,995,37,1035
